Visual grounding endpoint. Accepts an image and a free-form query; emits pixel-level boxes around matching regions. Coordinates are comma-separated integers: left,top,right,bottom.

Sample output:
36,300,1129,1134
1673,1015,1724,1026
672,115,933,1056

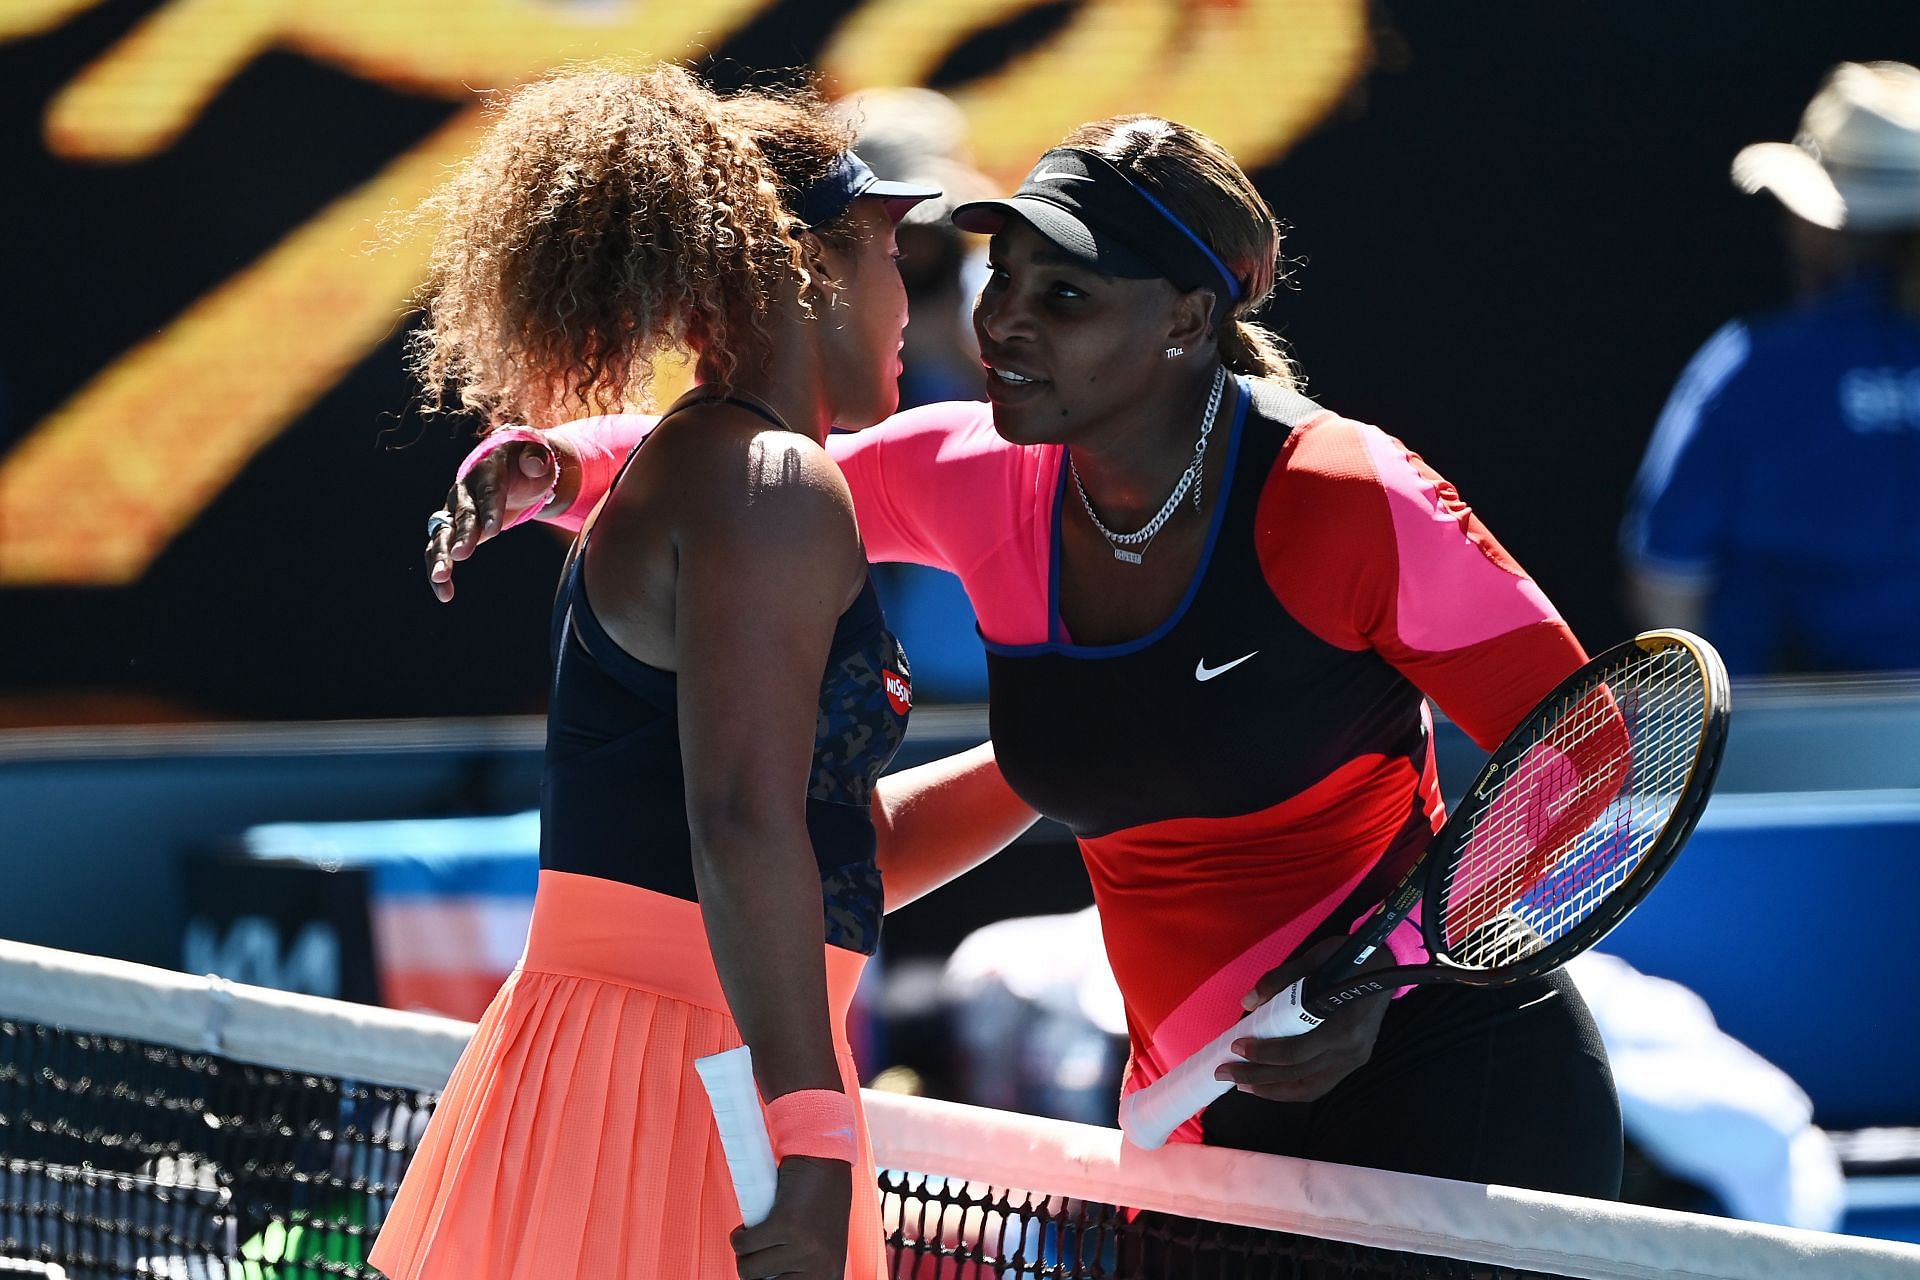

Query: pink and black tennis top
550,377,1584,1139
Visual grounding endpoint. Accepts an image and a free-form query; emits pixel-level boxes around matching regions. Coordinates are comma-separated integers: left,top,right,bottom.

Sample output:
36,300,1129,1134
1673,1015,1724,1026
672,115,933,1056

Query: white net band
3,940,1915,1280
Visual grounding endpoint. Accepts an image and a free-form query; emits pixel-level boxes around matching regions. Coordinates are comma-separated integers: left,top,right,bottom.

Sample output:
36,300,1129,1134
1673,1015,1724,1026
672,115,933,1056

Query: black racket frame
1299,629,1730,1017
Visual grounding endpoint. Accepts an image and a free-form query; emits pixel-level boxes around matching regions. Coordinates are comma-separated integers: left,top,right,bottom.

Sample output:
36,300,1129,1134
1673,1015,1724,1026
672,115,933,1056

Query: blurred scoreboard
0,0,1369,586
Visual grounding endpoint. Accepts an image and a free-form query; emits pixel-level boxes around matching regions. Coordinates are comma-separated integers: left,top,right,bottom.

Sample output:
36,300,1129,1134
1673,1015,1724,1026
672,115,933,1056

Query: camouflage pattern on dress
811,636,910,805
807,578,910,955
819,858,888,956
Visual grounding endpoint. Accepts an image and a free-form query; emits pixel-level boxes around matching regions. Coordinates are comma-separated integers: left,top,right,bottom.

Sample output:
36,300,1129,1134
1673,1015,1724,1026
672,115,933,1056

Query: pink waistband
522,869,866,1048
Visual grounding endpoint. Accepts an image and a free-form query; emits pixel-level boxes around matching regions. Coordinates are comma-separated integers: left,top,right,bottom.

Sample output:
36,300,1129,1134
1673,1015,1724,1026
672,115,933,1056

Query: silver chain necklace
1070,365,1225,565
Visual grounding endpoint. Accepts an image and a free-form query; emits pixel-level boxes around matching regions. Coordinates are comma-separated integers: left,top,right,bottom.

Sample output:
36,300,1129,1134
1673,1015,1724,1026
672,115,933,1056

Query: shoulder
630,408,859,550
1232,380,1407,505
1714,285,1904,378
828,399,1048,522
1666,319,1756,403
882,398,1000,439
1257,409,1410,530
1634,321,1756,493
1248,410,1403,628
1253,408,1491,597
1238,376,1328,433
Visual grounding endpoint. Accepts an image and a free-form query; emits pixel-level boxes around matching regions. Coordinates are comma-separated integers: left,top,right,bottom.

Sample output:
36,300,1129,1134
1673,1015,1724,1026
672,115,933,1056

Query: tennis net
3,940,1915,1280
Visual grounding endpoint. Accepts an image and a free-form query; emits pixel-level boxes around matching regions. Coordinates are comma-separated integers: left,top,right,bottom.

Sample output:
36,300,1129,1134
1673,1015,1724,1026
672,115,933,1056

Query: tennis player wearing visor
427,115,1624,1202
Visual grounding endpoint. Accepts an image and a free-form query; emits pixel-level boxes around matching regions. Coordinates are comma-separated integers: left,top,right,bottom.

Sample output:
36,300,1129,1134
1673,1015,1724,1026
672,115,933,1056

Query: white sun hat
1732,61,1920,231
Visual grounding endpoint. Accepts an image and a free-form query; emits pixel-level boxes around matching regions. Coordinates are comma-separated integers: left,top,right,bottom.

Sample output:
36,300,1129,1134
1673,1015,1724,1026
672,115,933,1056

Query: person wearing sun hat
1623,61,1920,676
1731,62,1920,234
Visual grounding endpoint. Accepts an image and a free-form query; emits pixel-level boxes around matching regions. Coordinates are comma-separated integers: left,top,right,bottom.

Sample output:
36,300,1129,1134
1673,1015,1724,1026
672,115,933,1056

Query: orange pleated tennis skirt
369,869,884,1280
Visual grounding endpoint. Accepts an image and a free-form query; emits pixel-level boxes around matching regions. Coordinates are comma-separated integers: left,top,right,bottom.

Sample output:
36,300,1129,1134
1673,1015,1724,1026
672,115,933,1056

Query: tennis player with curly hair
367,66,1036,1280
430,113,1620,1201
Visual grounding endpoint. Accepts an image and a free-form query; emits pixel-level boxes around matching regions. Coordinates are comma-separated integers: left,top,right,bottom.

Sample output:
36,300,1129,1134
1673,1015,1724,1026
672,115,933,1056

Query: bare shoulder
583,406,861,662
629,408,861,586
655,411,850,519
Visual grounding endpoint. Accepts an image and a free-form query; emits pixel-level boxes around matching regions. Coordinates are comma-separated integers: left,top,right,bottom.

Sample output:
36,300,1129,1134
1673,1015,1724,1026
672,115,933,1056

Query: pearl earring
1164,346,1185,360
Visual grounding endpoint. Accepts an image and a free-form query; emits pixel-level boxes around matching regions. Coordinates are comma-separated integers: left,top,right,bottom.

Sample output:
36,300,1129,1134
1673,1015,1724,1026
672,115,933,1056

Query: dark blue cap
795,151,942,229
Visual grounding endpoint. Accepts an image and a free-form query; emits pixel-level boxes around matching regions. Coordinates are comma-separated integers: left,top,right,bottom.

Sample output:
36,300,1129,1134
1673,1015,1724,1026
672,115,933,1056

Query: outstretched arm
871,742,1038,912
422,402,1007,601
424,415,652,600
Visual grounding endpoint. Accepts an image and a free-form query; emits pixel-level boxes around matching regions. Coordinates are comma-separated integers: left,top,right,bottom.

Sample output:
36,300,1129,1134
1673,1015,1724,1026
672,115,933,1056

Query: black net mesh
2,1020,423,1279
2,1017,1575,1279
879,1171,1564,1278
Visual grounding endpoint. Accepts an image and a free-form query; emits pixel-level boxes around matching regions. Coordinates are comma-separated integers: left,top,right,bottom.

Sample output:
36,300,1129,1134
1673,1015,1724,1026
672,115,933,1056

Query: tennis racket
695,1045,777,1227
1119,628,1729,1150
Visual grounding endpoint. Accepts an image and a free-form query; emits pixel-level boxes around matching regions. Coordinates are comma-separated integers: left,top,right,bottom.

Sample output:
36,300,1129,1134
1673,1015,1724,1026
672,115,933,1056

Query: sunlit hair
406,65,856,427
1063,116,1298,387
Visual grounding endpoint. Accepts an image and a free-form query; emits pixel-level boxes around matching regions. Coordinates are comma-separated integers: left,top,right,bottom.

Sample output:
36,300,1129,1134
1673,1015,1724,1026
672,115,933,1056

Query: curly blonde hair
1063,116,1299,389
407,65,857,428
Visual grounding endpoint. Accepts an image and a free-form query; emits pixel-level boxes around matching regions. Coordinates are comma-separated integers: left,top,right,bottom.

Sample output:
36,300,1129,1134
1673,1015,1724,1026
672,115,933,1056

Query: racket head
1419,629,1729,985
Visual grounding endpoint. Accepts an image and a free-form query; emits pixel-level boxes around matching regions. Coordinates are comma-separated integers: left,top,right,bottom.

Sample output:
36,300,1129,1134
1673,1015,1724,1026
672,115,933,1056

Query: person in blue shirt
1623,62,1920,676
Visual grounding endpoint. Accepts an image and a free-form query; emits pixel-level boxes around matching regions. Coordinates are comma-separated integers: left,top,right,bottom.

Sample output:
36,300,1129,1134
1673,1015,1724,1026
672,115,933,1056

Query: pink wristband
764,1089,858,1164
545,415,639,534
455,427,556,533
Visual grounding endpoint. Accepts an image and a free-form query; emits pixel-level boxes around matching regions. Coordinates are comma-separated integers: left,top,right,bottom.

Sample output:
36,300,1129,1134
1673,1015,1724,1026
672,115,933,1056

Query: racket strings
1519,662,1697,933
1441,645,1707,968
1453,648,1703,962
1442,683,1632,948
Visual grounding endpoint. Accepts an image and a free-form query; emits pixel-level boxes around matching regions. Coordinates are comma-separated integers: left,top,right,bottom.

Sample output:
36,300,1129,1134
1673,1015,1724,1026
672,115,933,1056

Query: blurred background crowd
4,0,1919,1249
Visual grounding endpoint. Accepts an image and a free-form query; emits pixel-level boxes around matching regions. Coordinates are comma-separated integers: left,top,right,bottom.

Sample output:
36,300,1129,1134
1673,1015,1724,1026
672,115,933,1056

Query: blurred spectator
1566,953,1844,1232
892,163,995,410
937,910,1844,1230
941,906,1126,1126
1622,63,1920,675
838,88,995,411
839,89,997,698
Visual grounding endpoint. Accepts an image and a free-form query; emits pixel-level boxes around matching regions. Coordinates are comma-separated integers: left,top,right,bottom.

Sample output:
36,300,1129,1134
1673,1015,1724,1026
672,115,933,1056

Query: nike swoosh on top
1030,170,1095,184
1194,652,1258,681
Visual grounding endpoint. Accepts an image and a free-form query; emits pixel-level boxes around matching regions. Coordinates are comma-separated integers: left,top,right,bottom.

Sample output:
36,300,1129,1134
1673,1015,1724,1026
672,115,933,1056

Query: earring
1164,346,1185,359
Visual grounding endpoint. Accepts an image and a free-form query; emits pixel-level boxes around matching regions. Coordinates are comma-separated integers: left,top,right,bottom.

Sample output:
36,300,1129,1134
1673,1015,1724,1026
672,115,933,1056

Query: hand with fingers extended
423,432,562,602
1217,936,1397,1104
730,1155,852,1280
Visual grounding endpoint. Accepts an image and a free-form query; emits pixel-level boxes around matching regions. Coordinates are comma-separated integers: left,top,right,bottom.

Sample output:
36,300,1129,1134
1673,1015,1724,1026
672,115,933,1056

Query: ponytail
1063,115,1305,393
1217,315,1297,389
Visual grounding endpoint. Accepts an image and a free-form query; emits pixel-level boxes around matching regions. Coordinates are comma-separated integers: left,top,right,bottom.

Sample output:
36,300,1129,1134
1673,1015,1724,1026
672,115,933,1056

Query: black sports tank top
982,380,1424,839
539,397,912,955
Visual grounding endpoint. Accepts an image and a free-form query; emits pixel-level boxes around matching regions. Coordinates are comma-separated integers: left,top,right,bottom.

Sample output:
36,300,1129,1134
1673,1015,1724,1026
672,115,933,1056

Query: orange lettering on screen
0,0,1365,584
